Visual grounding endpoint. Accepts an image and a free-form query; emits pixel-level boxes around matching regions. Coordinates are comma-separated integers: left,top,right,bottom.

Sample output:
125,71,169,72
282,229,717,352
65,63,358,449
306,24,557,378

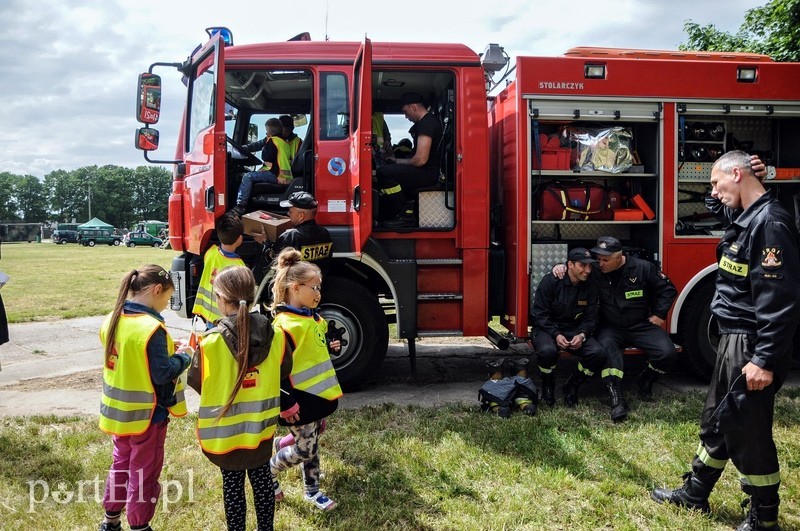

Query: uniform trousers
596,321,676,378
696,333,784,503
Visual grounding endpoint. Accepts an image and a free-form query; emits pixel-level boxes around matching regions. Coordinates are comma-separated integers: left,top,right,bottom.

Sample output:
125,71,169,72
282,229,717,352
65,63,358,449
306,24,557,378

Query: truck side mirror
135,127,160,151
136,73,162,124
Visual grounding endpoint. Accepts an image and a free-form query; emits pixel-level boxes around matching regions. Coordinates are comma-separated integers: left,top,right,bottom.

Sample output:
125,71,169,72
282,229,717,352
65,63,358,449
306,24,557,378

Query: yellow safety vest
99,313,187,436
274,311,342,400
262,136,300,181
372,113,389,147
196,324,284,454
192,245,245,323
287,135,301,159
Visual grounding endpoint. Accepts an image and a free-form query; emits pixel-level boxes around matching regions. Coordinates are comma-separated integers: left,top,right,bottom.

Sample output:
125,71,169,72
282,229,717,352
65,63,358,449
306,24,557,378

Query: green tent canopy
78,217,114,230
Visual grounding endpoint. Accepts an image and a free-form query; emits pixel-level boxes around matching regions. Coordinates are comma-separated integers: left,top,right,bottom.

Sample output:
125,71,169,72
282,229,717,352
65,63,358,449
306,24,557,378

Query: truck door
183,34,227,254
349,38,373,253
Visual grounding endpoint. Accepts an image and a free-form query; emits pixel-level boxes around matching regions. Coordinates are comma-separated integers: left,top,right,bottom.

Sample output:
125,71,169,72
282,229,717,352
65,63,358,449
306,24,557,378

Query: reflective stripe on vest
196,327,283,454
274,312,343,401
192,245,245,323
99,313,187,435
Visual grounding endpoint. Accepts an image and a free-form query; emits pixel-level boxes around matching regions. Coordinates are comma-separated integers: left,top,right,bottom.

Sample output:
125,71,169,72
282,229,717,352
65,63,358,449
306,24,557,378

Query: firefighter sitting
531,247,606,410
478,358,538,418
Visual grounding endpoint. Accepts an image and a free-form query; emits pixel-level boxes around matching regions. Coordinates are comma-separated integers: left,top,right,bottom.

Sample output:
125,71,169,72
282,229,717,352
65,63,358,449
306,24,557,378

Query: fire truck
135,28,800,389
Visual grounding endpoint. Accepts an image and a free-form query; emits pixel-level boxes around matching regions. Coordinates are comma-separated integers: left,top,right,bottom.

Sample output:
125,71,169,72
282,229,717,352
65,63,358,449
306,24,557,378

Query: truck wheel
88,240,96,247
677,280,716,381
128,242,136,248
318,277,388,391
113,240,121,246
153,242,160,247
60,238,68,245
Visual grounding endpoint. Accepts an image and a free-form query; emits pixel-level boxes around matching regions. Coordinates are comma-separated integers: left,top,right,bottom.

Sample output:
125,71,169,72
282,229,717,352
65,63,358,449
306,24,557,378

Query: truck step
416,258,462,265
417,292,463,301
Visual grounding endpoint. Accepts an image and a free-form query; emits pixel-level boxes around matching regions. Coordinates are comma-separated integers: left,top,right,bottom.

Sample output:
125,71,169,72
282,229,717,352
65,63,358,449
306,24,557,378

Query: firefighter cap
568,247,597,264
591,236,623,256
280,191,318,209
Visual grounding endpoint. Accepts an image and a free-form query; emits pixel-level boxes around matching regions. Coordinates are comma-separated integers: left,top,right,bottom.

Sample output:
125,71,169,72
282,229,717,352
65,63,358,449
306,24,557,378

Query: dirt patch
2,369,102,392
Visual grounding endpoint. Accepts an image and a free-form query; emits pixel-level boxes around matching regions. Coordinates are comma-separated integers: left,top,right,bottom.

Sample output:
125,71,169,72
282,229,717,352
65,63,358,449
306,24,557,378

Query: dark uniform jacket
591,256,677,329
532,272,599,339
272,220,333,276
711,190,800,372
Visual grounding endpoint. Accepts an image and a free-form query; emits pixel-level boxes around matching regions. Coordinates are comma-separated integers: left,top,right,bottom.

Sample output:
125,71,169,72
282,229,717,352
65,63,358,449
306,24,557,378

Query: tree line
0,165,171,230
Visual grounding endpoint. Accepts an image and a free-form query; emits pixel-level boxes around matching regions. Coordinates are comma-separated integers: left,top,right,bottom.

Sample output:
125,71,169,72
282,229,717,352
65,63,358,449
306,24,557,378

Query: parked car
52,229,80,244
124,231,163,248
79,228,122,247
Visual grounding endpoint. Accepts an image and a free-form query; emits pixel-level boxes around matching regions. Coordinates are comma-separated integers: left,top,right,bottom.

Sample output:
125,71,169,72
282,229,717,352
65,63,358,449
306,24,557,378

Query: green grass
2,390,800,530
0,242,175,323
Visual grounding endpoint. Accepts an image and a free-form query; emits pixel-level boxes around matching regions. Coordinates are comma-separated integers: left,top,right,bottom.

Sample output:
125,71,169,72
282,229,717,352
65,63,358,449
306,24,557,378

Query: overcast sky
1,0,765,178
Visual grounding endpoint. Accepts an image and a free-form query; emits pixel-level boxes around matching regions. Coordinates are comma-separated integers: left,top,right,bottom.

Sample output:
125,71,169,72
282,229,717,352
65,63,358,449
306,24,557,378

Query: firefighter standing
652,150,800,530
531,248,605,408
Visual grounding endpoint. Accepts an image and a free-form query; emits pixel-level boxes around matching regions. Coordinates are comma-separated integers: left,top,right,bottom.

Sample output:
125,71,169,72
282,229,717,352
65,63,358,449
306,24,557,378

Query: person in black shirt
531,248,606,409
253,192,333,282
376,92,443,228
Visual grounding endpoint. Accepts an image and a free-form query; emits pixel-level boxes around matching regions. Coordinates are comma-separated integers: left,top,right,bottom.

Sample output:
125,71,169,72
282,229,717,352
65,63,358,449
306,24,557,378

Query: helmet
690,123,708,140
690,145,708,161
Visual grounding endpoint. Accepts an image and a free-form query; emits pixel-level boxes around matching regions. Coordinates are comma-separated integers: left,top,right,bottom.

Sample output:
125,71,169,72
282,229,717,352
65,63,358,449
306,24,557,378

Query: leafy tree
681,0,800,61
44,169,84,223
0,172,20,221
14,175,48,222
132,165,171,223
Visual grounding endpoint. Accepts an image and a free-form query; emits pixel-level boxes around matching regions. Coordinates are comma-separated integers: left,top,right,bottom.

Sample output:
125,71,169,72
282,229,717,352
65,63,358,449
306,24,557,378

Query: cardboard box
613,208,644,221
241,210,292,240
631,194,656,220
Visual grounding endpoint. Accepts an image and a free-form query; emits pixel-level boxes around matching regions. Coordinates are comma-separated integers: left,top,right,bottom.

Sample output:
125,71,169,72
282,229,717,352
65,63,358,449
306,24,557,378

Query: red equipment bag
536,181,613,221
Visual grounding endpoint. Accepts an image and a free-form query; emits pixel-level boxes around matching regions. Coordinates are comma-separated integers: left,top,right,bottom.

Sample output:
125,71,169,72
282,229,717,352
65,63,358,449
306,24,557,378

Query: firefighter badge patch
761,247,783,269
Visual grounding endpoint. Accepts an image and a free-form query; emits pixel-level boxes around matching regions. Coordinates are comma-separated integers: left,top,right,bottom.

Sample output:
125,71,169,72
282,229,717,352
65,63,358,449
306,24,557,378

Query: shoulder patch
761,247,783,269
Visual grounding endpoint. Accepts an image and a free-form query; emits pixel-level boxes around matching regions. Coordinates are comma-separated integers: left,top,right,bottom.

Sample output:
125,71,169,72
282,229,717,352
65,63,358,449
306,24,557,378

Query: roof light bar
205,27,234,46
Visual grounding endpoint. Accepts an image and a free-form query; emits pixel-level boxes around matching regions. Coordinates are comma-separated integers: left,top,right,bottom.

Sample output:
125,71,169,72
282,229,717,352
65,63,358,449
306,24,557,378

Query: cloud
1,0,764,177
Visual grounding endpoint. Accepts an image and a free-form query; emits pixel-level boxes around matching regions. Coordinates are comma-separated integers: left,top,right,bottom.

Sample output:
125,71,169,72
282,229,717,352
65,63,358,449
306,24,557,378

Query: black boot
637,366,660,400
737,499,781,531
651,472,713,512
605,378,629,422
540,372,555,406
563,370,589,407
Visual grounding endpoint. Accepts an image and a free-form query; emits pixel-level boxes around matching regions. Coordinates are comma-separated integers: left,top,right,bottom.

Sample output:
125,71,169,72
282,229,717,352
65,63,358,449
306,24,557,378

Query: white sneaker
304,491,337,511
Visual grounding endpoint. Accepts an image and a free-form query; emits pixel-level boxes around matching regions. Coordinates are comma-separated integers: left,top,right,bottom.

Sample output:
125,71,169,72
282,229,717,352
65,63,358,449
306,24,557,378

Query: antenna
325,0,329,41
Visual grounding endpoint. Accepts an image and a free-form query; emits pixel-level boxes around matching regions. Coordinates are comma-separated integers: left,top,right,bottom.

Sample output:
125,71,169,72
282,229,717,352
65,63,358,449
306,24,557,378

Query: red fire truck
135,28,800,389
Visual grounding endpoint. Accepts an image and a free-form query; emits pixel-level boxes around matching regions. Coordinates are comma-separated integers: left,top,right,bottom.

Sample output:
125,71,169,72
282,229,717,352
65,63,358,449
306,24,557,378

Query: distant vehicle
124,231,163,248
52,229,80,244
79,228,122,247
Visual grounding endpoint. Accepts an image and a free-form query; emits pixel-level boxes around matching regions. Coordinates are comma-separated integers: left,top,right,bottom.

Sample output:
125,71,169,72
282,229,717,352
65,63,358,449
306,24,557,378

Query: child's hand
328,339,341,353
175,341,194,357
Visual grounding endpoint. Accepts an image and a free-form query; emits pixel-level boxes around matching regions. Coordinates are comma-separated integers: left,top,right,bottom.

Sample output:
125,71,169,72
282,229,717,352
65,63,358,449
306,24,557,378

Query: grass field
0,241,175,323
1,394,800,530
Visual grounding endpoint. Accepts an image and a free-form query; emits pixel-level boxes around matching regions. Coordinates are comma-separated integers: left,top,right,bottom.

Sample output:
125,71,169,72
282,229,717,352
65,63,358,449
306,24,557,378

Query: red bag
536,181,613,221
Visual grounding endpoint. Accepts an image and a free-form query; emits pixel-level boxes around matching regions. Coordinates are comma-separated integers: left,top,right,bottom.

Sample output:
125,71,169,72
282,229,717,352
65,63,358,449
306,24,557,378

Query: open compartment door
348,37,373,253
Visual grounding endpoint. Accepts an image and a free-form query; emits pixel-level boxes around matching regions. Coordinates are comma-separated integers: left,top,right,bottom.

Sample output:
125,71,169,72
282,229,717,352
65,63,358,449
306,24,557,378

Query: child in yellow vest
189,266,292,531
98,265,192,531
269,247,343,511
192,212,245,327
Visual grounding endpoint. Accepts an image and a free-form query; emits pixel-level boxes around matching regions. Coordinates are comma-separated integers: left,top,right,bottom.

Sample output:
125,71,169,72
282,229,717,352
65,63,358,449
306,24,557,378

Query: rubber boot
651,472,714,512
605,377,629,422
563,370,589,407
737,500,781,531
737,484,781,531
540,372,556,407
510,358,537,415
637,366,660,400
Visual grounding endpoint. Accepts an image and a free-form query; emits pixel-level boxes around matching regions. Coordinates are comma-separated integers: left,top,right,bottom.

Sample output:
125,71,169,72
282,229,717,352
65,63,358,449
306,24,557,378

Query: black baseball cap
400,92,425,106
568,247,597,264
280,191,318,209
591,236,623,256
